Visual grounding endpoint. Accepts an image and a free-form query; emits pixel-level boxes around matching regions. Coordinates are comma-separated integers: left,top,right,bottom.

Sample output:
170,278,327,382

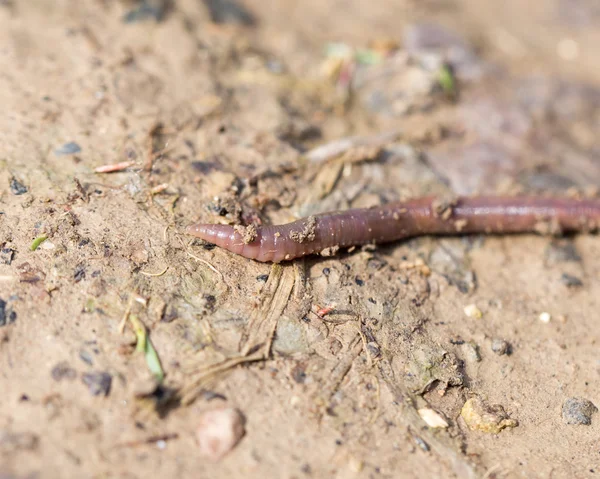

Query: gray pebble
51,361,77,381
78,348,94,366
562,397,597,425
9,177,27,195
491,338,511,356
0,248,14,265
560,273,583,288
545,240,581,265
462,342,481,362
0,298,17,327
54,141,81,156
82,371,112,396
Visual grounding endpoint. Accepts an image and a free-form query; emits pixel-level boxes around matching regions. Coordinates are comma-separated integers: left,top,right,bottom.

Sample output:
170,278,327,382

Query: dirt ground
2,1,600,478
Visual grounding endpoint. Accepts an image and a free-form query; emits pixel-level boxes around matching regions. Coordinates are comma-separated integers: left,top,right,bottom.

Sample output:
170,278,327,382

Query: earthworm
186,196,600,263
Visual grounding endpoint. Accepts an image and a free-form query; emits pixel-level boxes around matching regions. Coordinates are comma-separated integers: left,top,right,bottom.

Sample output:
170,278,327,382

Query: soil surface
1,1,600,478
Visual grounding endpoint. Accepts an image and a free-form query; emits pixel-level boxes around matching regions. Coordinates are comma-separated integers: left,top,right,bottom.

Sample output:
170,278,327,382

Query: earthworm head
186,223,235,244
186,222,273,261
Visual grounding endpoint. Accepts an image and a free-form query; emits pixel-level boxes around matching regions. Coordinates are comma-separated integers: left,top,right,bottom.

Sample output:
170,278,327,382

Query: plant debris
30,235,48,251
129,314,165,383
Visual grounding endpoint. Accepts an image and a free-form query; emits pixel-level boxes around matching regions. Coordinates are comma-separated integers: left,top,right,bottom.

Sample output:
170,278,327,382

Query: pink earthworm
186,196,600,263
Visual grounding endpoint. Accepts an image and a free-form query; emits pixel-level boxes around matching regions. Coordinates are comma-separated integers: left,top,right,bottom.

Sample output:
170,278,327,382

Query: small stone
196,408,246,461
130,247,149,265
462,342,481,362
0,430,39,453
82,371,112,396
544,240,581,264
0,299,16,327
38,240,55,250
73,263,86,282
464,304,482,319
51,362,77,381
562,397,597,425
0,248,14,265
9,177,27,195
560,273,583,288
461,397,518,433
273,316,309,354
539,312,551,323
491,338,511,356
418,408,449,428
366,342,381,358
79,349,94,366
347,456,364,473
54,142,82,156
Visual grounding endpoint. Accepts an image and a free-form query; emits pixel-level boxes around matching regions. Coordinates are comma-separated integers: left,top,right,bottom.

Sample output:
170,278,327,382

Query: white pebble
196,408,246,461
464,304,482,319
557,38,579,61
39,240,55,250
539,312,551,323
418,408,449,428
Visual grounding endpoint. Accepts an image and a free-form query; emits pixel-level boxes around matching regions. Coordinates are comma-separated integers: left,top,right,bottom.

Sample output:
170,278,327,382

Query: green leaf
130,314,165,383
30,234,48,251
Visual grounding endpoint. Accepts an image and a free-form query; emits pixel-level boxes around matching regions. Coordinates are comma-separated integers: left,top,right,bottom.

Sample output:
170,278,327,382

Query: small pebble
54,142,81,156
560,273,583,288
545,240,581,264
82,371,112,396
74,265,86,282
461,397,518,433
203,0,255,26
418,408,449,428
347,456,364,473
9,177,27,195
491,338,511,356
122,0,170,23
0,298,17,327
51,362,77,381
464,304,482,319
366,342,381,358
562,397,597,425
0,248,14,265
79,349,94,366
413,435,430,452
39,240,55,250
462,342,481,362
539,312,551,323
557,37,579,61
196,408,246,461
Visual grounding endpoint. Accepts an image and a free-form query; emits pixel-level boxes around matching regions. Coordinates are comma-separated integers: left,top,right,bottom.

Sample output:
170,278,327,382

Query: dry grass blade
240,264,294,354
305,130,400,163
180,264,295,405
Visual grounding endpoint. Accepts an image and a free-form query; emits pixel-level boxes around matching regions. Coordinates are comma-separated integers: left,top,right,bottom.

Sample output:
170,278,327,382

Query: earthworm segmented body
186,196,600,263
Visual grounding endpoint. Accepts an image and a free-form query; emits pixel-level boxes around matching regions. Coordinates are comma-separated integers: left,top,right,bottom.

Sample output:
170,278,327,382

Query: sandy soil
1,1,600,478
